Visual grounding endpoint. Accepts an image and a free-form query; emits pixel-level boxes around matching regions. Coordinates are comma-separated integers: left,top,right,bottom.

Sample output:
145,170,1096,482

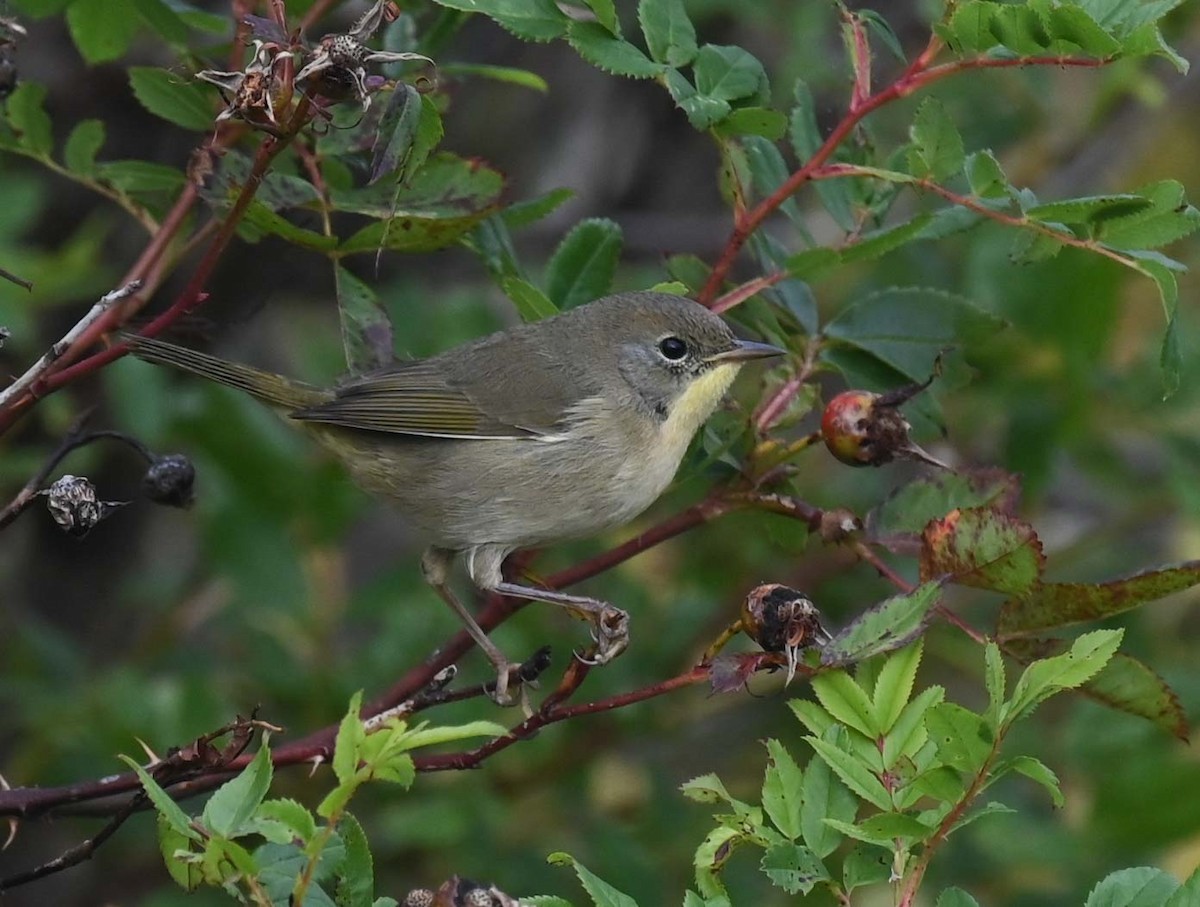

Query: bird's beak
706,339,786,364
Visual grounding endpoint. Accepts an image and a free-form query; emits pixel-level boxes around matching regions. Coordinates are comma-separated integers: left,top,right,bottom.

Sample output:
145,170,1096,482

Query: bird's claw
574,605,630,666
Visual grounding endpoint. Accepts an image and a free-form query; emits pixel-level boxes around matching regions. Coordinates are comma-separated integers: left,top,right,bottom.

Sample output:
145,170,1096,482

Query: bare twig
0,281,142,410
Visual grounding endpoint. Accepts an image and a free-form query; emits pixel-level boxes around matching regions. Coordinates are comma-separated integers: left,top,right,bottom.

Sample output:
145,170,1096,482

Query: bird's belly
313,426,686,550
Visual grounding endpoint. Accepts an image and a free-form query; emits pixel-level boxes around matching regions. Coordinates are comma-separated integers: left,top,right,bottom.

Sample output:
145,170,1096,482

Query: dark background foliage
2,1,1200,904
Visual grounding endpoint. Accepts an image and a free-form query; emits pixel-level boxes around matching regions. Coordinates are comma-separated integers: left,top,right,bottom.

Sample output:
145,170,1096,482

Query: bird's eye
658,336,688,361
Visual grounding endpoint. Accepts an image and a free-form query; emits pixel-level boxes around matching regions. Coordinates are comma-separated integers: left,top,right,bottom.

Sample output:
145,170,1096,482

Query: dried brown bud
741,584,830,684
403,890,435,907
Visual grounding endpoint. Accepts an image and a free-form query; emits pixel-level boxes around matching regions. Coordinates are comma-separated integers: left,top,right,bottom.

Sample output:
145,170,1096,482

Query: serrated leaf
821,582,943,666
869,469,1020,540
843,845,891,893
921,507,1044,596
503,276,558,322
926,702,994,773
582,0,619,35
335,812,375,907
129,67,215,131
827,811,934,846
202,741,273,837
801,727,858,856
68,0,139,63
335,265,393,373
985,642,1006,730
545,217,622,309
789,80,856,231
98,160,187,194
6,83,52,156
966,150,1009,199
256,798,317,844
432,0,568,41
937,888,983,907
638,0,697,66
788,699,836,738
665,69,730,130
882,685,945,769
993,754,1064,807
873,640,923,734
332,691,366,787
712,107,787,139
761,739,804,840
396,719,508,750
547,852,641,907
568,21,665,78
910,98,965,182
442,62,549,91
63,119,105,176
241,201,339,250
131,0,190,44
1165,865,1200,907
811,670,879,737
118,755,202,840
1085,867,1180,907
693,44,766,102
760,843,829,895
1046,5,1121,55
502,187,574,228
1005,629,1124,724
805,736,892,810
1026,194,1150,224
998,561,1200,636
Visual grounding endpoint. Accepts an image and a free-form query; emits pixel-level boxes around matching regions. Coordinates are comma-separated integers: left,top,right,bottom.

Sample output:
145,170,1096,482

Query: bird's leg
491,582,630,666
420,547,522,707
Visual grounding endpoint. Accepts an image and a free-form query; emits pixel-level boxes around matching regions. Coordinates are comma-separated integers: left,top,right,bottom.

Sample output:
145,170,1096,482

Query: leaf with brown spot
1003,639,1188,740
868,467,1021,547
998,561,1200,637
920,507,1044,596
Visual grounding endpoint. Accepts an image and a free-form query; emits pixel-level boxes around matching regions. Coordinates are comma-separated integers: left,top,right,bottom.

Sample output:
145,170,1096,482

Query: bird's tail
125,335,331,411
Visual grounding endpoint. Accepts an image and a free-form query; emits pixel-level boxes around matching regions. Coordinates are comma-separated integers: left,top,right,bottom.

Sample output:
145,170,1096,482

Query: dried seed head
741,584,830,685
403,889,435,907
43,475,126,537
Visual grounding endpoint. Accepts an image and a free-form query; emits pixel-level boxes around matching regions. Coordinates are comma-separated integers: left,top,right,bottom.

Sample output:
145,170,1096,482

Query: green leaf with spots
921,507,1044,596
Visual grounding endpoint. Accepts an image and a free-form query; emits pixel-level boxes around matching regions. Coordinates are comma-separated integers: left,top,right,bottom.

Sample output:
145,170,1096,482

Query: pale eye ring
658,336,688,360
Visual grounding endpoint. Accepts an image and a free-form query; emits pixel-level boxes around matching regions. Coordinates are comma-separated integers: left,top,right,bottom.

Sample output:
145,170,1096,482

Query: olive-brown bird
130,291,782,702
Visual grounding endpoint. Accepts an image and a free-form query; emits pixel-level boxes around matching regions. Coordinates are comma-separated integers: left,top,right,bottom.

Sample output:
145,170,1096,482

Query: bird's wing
290,352,580,440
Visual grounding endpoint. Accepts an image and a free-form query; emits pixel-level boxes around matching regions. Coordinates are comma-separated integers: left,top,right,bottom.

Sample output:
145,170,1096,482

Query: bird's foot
574,605,630,666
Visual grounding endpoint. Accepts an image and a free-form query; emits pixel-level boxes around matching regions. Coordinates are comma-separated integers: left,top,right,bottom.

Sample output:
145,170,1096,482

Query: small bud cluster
403,875,520,907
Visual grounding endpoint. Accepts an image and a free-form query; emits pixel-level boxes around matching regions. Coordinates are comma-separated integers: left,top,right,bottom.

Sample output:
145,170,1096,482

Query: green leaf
441,62,549,91
759,843,829,895
869,470,1020,539
63,119,105,176
805,736,892,810
998,561,1200,636
811,670,879,737
370,87,443,185
712,107,787,139
801,727,858,857
256,798,317,844
6,83,53,156
240,201,339,251
826,812,934,846
582,0,619,35
993,754,1064,808
157,813,202,890
984,642,1006,730
789,80,858,231
567,21,665,78
825,285,1006,384
873,640,923,733
1166,866,1200,907
67,0,139,63
1046,4,1121,55
937,888,983,907
503,187,574,228
332,691,367,787
1005,629,1124,724
431,0,568,41
117,755,202,840
665,69,730,130
693,44,767,103
131,0,191,44
638,0,697,66
335,266,394,374
821,582,943,666
395,720,508,750
337,154,504,253
503,276,559,322
544,218,623,309
202,740,273,837
788,699,836,739
1098,180,1200,249
1085,867,1181,907
1025,194,1150,225
965,150,1009,199
761,739,805,840
921,507,1044,596
909,98,965,182
335,812,375,907
843,845,892,893
925,702,994,773
1124,249,1183,396
547,852,641,907
129,67,215,131
882,685,945,769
